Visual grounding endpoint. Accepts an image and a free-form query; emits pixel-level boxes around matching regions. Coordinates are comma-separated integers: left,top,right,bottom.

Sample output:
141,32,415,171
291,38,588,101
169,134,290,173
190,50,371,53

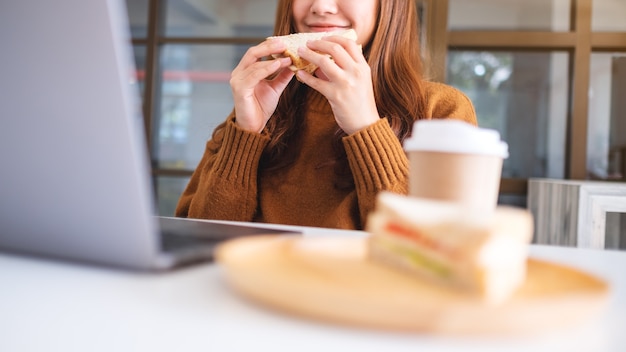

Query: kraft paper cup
403,119,509,216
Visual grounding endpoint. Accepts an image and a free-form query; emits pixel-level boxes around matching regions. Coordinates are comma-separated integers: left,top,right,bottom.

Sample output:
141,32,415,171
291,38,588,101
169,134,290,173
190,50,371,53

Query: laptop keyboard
160,232,222,253
158,217,299,254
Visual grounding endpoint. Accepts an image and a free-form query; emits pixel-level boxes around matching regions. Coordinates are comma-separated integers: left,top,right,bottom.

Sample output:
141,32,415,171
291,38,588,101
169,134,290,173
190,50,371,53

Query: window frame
133,0,626,208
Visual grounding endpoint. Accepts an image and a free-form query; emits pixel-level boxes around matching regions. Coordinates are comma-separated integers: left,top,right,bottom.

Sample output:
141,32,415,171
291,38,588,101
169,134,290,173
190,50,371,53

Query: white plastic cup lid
403,119,509,158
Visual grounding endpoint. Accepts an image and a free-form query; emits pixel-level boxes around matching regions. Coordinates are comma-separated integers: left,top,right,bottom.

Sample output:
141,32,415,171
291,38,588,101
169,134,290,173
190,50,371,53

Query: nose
310,0,338,15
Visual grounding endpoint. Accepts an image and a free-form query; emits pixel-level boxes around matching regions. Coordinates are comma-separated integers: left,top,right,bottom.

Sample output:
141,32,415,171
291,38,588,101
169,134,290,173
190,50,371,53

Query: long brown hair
211,0,427,179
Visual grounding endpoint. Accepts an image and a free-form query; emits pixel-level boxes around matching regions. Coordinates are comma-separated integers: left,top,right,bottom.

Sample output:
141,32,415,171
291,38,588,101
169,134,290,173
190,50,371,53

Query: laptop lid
0,0,177,269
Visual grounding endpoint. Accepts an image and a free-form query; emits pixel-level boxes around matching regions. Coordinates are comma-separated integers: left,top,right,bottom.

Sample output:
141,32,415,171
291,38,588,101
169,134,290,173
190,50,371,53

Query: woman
175,0,477,230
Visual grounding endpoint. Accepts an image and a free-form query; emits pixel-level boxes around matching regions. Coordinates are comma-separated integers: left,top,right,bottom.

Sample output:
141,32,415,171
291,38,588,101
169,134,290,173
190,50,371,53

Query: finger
232,60,280,88
235,39,287,71
268,68,295,93
304,38,360,69
322,36,365,64
297,45,343,79
295,69,331,95
231,57,292,89
313,68,329,81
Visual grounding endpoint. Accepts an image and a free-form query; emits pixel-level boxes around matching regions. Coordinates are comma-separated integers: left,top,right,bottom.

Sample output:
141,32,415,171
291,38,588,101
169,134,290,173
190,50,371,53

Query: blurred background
120,0,626,215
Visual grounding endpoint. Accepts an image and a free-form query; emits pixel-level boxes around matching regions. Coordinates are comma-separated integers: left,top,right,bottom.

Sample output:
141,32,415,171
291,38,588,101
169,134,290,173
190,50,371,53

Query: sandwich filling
372,235,452,279
384,222,459,260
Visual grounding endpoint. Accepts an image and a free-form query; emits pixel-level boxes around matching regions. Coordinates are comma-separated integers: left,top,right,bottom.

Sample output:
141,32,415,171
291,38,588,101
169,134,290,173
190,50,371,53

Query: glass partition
588,54,626,180
448,0,571,31
154,44,252,170
126,0,150,38
447,51,569,180
157,176,191,216
592,0,626,31
132,45,147,97
164,0,276,37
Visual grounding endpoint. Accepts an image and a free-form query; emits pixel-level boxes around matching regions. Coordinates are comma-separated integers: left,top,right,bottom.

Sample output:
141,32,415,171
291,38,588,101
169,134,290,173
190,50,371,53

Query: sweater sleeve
342,118,409,228
175,117,270,221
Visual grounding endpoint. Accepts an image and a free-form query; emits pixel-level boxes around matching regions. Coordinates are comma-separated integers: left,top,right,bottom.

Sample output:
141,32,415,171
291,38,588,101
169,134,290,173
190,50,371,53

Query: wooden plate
215,235,609,335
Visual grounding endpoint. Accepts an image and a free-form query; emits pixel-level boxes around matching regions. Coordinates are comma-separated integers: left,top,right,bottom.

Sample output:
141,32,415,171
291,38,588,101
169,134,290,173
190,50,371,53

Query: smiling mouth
308,25,350,32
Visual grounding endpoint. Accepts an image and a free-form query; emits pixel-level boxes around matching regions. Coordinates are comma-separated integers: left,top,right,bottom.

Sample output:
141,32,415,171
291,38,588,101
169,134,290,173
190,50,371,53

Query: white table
1,225,625,352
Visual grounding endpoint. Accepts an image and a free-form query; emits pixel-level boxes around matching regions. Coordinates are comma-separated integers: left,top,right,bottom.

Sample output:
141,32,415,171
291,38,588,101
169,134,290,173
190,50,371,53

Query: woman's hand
295,35,380,135
230,39,295,133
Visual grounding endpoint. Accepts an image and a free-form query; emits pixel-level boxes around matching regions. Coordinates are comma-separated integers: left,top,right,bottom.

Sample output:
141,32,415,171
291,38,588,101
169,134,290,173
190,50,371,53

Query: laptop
0,0,297,270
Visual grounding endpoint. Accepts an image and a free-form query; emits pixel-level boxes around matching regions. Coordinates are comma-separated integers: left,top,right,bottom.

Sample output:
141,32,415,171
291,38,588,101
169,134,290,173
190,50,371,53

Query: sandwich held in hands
267,29,358,74
366,192,533,305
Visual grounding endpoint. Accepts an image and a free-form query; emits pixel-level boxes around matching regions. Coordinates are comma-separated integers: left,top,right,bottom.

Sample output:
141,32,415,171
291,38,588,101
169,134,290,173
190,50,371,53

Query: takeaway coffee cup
403,119,509,215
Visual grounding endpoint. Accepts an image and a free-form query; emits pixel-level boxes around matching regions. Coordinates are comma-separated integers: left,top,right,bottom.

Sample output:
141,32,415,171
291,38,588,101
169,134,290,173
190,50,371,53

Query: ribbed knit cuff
342,119,408,191
212,119,270,186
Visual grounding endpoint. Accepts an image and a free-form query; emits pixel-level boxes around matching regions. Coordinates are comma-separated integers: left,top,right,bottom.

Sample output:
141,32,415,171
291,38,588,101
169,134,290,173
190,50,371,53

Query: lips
306,24,350,32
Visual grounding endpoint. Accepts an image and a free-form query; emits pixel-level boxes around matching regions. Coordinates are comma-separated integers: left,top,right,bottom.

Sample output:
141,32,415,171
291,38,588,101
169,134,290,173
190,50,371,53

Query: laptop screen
0,0,162,268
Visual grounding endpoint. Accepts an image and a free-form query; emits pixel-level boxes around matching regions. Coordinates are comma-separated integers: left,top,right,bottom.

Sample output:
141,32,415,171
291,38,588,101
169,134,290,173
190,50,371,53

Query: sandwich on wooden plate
366,191,534,305
267,28,358,74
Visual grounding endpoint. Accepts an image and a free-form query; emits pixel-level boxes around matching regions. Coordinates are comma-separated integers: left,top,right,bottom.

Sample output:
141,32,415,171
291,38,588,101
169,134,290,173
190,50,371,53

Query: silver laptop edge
0,0,186,270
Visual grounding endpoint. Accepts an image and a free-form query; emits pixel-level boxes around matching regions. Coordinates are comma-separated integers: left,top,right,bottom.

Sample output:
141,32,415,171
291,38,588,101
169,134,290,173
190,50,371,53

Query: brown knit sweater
175,81,476,230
